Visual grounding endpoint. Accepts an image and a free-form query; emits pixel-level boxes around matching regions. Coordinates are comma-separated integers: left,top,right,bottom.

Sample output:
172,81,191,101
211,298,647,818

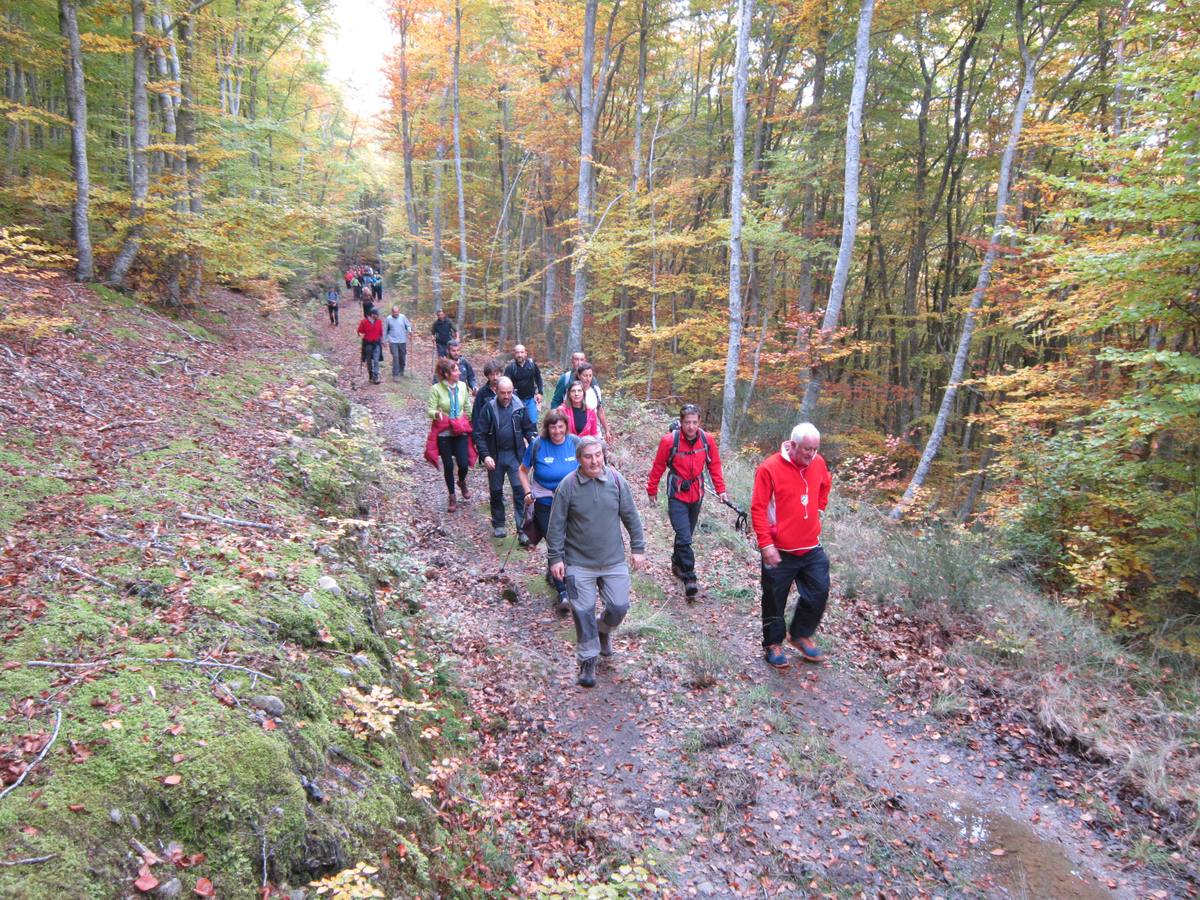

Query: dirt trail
316,314,1167,898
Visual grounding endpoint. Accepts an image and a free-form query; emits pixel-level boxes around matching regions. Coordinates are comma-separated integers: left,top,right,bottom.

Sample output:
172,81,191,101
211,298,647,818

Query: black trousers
487,451,524,528
389,342,407,376
437,434,470,495
668,496,702,578
760,546,830,648
361,340,382,380
327,304,339,325
436,342,450,358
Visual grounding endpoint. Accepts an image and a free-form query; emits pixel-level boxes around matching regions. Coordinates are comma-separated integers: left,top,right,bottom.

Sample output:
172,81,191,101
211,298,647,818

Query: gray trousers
487,451,524,528
389,341,407,376
565,564,631,661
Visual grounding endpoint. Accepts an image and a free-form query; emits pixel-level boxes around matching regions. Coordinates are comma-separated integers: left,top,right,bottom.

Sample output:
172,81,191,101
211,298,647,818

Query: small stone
288,890,307,900
108,808,123,825
299,591,318,608
316,575,341,595
155,878,182,898
333,668,354,679
129,813,141,831
250,695,286,717
309,353,323,360
350,654,370,669
653,807,670,821
698,881,716,896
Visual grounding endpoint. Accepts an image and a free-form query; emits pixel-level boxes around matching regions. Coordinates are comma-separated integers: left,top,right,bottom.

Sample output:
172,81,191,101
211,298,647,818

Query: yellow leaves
338,685,435,741
310,862,384,899
80,32,135,54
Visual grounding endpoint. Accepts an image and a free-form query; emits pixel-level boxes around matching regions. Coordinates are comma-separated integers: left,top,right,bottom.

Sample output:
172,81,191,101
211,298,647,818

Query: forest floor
316,310,1189,899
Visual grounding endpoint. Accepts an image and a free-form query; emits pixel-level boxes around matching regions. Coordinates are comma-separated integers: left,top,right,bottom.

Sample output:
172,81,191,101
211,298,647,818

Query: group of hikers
329,286,833,690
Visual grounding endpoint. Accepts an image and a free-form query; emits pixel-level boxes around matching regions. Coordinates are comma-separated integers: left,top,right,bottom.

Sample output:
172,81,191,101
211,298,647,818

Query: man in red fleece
356,306,384,384
646,404,727,599
750,422,832,668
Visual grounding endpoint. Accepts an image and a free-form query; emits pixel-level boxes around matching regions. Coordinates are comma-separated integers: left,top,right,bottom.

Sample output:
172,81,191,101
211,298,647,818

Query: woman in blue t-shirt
519,409,580,612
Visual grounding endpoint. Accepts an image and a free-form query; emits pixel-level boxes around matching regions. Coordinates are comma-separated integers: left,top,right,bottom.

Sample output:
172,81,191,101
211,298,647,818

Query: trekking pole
704,482,749,534
498,538,518,573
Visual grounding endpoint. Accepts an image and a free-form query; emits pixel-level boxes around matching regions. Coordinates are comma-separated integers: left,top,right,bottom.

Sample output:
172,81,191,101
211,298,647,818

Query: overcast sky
323,0,395,120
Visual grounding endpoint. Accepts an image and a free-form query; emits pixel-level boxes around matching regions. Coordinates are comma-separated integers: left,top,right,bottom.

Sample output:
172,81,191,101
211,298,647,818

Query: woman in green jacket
428,356,473,510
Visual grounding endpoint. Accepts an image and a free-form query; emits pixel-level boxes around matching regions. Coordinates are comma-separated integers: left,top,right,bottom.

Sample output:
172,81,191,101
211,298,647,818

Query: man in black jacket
503,343,543,426
473,376,536,541
431,309,456,358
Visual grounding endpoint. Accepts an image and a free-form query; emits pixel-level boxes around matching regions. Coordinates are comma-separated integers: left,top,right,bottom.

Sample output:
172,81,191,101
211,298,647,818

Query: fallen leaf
162,774,182,786
134,867,159,892
68,803,86,813
990,848,1007,856
194,877,215,897
261,719,276,731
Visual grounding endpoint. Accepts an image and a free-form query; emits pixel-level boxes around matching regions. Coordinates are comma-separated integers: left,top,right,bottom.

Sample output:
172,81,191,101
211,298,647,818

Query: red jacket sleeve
817,457,832,512
750,460,775,549
645,434,673,497
357,320,367,337
706,434,727,495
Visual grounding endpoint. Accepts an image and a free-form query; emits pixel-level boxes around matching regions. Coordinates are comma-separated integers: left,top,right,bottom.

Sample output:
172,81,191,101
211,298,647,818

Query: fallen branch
0,709,62,802
96,419,159,433
0,855,56,867
54,559,119,591
142,308,218,346
26,657,274,680
180,511,280,532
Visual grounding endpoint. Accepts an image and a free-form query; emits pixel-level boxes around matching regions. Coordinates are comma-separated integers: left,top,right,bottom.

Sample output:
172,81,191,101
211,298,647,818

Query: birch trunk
59,0,93,281
108,0,150,287
398,9,420,301
568,0,600,355
800,0,875,420
890,0,1059,520
431,137,446,313
719,0,755,452
452,1,469,331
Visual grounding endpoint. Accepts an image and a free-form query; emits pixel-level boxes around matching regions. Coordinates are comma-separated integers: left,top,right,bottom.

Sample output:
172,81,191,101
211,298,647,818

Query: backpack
666,422,712,493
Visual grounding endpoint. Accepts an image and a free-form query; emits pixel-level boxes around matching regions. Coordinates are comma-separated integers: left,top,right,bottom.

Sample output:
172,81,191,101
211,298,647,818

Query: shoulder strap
667,429,682,470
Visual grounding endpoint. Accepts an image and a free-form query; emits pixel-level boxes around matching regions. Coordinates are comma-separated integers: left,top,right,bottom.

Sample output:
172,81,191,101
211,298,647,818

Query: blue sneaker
789,636,825,663
764,644,790,669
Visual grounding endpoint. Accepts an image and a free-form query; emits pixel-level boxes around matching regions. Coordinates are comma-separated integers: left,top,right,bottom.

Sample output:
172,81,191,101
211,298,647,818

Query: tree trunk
496,94,513,347
59,0,93,281
108,0,150,287
452,1,469,331
890,0,1063,520
431,136,446,312
398,8,420,301
616,0,650,363
719,0,755,452
800,0,875,420
568,0,601,356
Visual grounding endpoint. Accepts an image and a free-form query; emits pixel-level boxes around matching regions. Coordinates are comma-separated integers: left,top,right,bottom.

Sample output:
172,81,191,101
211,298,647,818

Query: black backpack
667,422,712,493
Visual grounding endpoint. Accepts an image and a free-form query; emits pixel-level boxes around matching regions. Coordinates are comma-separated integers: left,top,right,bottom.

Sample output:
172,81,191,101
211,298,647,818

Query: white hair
496,376,514,390
790,422,821,444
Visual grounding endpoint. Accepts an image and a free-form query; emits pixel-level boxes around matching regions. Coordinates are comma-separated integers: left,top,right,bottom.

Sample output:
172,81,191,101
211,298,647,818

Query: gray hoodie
546,466,645,569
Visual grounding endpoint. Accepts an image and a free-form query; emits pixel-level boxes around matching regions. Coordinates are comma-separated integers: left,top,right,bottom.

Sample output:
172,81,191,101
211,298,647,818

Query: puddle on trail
940,801,1112,898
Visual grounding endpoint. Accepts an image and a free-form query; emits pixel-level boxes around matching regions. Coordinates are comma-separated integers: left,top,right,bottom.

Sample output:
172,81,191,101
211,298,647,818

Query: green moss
0,447,72,528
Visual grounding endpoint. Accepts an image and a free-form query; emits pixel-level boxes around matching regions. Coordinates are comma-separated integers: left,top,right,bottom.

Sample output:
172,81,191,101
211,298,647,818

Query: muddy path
314,313,1171,898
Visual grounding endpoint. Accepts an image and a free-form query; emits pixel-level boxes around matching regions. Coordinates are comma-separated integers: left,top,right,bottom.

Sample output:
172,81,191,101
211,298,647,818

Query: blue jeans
521,396,539,426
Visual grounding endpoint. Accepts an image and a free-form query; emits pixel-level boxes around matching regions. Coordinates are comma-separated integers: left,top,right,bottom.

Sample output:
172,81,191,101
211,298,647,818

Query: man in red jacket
356,306,383,384
750,422,832,668
647,404,727,599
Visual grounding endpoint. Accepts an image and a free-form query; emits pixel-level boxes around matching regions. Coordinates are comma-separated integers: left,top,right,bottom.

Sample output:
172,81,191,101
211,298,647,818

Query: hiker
344,268,353,289
446,340,476,393
426,356,474,511
371,273,383,303
326,286,340,326
646,404,728,600
574,363,611,443
546,436,645,688
356,306,383,385
384,305,412,380
432,309,456,358
550,350,589,408
473,376,536,542
750,422,832,668
351,273,362,301
503,344,543,426
558,380,599,437
518,410,580,612
471,361,501,433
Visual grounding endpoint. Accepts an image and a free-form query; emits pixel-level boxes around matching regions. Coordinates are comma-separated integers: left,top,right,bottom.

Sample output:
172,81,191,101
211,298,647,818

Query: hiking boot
458,475,470,499
684,576,699,600
556,590,570,613
577,656,597,688
518,532,530,548
671,563,688,582
447,495,457,513
788,635,825,664
492,526,506,538
598,628,614,658
764,644,790,669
